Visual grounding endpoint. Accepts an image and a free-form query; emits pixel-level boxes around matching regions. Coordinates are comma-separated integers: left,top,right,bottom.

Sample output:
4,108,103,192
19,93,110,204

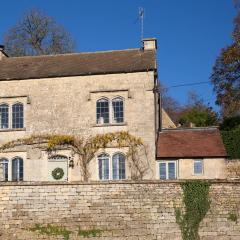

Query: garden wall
0,180,240,240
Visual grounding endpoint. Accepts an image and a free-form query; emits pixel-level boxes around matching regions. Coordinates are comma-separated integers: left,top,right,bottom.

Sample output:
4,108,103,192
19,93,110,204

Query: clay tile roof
0,49,156,81
157,128,227,158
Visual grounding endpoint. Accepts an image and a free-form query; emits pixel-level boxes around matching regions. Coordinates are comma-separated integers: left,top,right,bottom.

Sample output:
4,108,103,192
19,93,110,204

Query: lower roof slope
0,48,156,81
157,128,227,158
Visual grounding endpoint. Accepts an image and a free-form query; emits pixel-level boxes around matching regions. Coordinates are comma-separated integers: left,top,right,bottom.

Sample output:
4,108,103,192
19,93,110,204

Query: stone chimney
0,45,8,60
142,38,157,50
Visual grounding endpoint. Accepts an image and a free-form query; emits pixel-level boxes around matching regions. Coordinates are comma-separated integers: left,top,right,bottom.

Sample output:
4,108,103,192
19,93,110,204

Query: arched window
12,103,24,129
112,97,124,123
0,158,8,181
96,98,109,124
112,153,126,180
98,154,109,180
0,104,9,129
12,157,23,181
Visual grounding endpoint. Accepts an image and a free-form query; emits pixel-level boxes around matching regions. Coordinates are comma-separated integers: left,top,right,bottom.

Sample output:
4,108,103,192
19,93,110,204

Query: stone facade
0,39,227,182
0,181,240,239
0,70,159,181
161,109,176,129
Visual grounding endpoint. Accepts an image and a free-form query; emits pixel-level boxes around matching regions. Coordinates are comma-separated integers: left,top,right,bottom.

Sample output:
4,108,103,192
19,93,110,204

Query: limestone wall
0,71,158,180
0,181,240,240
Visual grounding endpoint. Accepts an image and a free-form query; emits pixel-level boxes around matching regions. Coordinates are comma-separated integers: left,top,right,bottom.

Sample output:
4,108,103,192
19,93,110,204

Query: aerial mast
139,7,144,42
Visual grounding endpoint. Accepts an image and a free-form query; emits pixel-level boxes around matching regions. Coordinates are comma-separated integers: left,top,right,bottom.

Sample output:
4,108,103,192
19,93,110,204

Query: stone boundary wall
0,180,240,240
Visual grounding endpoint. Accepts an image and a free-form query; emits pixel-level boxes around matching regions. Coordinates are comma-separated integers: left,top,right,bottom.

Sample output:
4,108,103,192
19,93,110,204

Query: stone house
0,39,227,182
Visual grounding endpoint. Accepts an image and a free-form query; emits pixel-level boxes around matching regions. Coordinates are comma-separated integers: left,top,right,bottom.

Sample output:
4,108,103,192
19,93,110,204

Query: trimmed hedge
221,127,240,159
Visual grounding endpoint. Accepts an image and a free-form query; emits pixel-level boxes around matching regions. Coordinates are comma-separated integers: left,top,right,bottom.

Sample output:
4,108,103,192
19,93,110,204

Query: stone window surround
89,89,131,127
96,96,125,125
157,160,178,180
0,156,24,182
97,152,126,181
193,159,204,175
0,95,29,132
0,102,25,131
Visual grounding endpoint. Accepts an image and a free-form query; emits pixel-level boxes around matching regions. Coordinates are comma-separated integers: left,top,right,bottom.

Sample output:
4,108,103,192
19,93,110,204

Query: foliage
47,135,75,150
228,212,238,223
29,224,71,240
178,107,218,127
0,134,74,151
51,167,64,180
160,83,183,123
220,116,240,130
211,7,240,117
78,228,102,237
226,161,240,178
4,9,75,57
221,127,240,159
178,92,218,127
175,180,211,240
0,131,148,181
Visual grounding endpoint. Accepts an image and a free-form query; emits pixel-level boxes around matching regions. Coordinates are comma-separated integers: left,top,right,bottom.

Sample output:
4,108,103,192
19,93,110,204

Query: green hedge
221,127,240,159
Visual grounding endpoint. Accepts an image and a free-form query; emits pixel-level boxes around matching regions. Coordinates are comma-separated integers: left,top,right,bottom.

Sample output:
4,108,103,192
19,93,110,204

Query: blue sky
0,0,237,110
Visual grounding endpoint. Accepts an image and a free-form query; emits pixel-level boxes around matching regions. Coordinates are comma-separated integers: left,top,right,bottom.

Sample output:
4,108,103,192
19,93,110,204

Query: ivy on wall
221,127,240,159
175,180,211,240
0,131,149,181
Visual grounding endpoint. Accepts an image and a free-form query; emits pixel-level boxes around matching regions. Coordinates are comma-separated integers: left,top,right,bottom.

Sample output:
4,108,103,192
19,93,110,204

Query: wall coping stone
0,179,240,187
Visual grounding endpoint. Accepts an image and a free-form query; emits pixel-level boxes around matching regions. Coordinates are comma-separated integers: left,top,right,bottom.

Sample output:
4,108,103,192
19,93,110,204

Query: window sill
92,122,127,128
0,128,26,132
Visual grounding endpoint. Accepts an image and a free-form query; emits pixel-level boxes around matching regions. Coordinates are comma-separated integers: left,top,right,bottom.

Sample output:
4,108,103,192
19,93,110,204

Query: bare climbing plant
0,131,149,181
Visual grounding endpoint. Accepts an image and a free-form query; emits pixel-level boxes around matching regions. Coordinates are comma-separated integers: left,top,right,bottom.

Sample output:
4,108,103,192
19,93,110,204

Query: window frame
193,159,204,175
12,102,24,129
0,158,9,181
112,152,126,180
12,157,24,182
0,103,9,129
112,97,124,124
98,153,110,180
96,98,110,124
158,160,177,180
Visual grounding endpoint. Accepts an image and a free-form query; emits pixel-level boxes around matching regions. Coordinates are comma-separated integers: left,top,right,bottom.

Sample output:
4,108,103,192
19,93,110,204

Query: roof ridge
160,127,219,132
4,48,146,60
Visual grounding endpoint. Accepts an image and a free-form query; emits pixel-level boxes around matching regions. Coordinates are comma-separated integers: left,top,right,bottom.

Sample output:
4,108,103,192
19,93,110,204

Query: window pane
12,158,23,181
194,160,203,175
168,162,176,179
0,104,9,129
112,98,124,123
113,153,126,180
98,154,109,180
159,162,166,180
0,159,8,181
96,99,109,124
12,103,24,129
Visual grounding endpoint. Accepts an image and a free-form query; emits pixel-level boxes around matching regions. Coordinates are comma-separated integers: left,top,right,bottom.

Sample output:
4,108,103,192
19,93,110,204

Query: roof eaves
0,68,156,81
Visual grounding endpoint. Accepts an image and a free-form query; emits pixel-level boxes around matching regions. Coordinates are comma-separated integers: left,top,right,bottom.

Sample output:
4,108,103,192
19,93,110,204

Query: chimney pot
142,38,157,50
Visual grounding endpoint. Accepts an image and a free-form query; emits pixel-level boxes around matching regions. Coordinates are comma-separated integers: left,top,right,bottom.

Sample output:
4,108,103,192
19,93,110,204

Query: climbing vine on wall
175,180,211,240
221,127,240,159
0,131,149,181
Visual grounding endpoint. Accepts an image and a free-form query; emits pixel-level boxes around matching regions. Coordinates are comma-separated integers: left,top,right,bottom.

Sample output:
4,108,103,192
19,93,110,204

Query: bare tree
159,83,183,123
4,9,75,56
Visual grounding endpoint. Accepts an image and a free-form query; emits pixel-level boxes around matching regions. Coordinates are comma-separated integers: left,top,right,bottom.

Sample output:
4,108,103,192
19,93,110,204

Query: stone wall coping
0,179,240,187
